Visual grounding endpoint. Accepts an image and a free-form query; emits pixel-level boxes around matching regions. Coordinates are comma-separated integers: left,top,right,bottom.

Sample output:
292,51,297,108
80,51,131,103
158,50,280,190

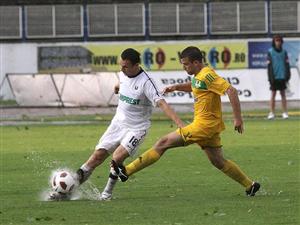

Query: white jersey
112,70,163,130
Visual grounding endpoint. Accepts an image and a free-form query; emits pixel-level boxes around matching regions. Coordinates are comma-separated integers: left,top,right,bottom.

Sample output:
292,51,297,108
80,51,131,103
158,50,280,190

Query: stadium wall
1,39,299,104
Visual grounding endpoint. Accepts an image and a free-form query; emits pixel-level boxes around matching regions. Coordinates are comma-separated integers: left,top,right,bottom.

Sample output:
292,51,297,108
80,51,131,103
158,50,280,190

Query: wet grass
1,119,299,225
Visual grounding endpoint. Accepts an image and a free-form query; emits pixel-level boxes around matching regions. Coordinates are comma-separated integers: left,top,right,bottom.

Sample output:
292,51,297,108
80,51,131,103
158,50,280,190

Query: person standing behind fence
267,35,291,120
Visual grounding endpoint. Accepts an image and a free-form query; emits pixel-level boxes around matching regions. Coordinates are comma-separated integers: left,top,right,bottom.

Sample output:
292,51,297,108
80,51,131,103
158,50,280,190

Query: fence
4,73,119,106
4,68,300,106
0,1,299,40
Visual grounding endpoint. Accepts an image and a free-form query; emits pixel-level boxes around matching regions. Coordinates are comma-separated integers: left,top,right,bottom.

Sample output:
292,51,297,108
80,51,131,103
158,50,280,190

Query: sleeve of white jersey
144,78,164,107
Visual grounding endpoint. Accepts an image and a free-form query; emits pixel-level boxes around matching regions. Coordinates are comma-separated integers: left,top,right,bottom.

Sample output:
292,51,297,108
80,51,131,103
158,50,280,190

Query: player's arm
157,99,185,128
226,85,244,134
163,82,192,94
267,52,274,83
284,51,291,82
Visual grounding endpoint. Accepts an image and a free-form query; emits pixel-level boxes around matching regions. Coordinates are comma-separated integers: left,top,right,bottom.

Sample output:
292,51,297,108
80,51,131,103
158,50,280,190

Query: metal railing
25,5,83,38
149,3,206,35
87,4,145,37
0,6,22,39
210,1,267,34
0,1,299,40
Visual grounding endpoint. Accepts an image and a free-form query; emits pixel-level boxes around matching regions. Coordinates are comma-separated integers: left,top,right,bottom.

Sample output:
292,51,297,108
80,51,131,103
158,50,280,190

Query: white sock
102,167,118,194
78,164,92,183
103,178,118,194
80,164,91,172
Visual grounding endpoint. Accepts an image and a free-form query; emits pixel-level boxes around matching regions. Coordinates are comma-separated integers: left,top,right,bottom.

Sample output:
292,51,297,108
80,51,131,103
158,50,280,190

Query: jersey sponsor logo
192,77,207,90
119,94,140,105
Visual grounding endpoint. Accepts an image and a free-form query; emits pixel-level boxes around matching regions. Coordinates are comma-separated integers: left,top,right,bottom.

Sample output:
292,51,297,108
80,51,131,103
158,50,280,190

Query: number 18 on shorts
96,122,147,156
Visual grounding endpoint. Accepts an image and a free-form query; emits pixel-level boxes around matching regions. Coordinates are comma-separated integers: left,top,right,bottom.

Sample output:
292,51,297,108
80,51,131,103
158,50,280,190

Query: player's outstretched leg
123,148,161,178
75,148,110,185
119,133,182,180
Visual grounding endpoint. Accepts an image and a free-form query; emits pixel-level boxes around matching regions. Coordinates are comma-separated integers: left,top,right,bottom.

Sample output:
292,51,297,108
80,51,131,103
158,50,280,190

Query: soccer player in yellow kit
111,46,260,197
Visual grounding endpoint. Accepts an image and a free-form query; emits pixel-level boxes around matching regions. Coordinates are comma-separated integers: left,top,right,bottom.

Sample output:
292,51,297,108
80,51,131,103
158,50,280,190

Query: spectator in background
267,35,291,119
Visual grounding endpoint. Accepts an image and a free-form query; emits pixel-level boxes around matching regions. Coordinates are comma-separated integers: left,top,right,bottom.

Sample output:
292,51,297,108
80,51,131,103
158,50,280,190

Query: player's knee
92,149,105,162
154,136,170,153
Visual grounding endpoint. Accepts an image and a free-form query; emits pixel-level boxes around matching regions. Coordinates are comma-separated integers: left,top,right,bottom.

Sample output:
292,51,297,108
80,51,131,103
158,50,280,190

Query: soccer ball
51,170,77,194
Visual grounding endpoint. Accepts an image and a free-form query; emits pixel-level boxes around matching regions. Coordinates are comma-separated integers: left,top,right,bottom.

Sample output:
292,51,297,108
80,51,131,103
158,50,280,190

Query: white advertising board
7,68,300,106
150,68,300,103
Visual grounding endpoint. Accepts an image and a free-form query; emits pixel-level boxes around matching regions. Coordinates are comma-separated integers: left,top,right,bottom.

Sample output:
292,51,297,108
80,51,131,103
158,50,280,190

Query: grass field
1,117,300,225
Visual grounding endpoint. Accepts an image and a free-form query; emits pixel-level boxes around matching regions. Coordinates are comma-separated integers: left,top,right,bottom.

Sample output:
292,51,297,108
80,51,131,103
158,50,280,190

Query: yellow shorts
176,123,222,149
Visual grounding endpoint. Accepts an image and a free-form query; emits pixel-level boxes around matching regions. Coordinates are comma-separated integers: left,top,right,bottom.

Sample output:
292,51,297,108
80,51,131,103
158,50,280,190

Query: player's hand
114,85,120,94
234,119,244,134
162,86,176,95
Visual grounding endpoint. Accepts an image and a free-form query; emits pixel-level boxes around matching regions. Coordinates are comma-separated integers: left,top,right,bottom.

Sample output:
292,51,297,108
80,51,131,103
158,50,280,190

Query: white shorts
95,121,147,156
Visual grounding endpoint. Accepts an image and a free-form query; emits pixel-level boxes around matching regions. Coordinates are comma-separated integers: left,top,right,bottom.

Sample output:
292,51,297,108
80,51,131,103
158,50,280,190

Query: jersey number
129,136,139,147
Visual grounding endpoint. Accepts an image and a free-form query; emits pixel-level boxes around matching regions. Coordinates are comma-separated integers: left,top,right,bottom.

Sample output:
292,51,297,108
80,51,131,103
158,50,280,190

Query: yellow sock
125,148,161,176
221,160,253,189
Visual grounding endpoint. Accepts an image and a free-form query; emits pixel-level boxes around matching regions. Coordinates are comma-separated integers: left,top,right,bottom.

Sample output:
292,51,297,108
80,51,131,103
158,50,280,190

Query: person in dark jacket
267,35,291,119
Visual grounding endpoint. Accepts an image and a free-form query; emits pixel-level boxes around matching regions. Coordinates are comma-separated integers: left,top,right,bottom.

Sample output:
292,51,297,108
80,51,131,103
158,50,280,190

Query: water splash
77,180,102,200
40,168,101,201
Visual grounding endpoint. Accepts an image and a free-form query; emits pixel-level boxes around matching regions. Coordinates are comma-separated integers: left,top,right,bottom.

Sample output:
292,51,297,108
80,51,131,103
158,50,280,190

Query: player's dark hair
121,48,141,65
180,46,203,63
272,34,283,48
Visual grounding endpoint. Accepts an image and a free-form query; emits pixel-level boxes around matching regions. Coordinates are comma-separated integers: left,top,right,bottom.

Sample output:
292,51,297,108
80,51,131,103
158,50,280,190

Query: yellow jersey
191,66,230,135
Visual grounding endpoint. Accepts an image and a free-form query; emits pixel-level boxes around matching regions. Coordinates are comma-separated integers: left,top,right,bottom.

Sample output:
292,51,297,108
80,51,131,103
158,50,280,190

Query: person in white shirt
49,48,184,200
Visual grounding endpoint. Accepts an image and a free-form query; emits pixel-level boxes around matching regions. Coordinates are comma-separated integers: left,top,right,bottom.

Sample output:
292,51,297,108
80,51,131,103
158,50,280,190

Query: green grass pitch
1,118,299,225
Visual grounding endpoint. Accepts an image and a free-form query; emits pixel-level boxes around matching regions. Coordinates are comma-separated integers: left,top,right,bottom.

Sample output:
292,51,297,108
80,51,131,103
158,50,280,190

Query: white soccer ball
51,170,77,194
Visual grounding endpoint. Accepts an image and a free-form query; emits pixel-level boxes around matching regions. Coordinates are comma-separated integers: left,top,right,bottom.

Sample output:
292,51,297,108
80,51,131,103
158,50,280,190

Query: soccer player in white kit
49,48,184,200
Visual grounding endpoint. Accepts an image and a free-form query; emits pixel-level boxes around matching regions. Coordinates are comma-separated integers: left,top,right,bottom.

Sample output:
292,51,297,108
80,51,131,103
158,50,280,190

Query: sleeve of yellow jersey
203,70,231,96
